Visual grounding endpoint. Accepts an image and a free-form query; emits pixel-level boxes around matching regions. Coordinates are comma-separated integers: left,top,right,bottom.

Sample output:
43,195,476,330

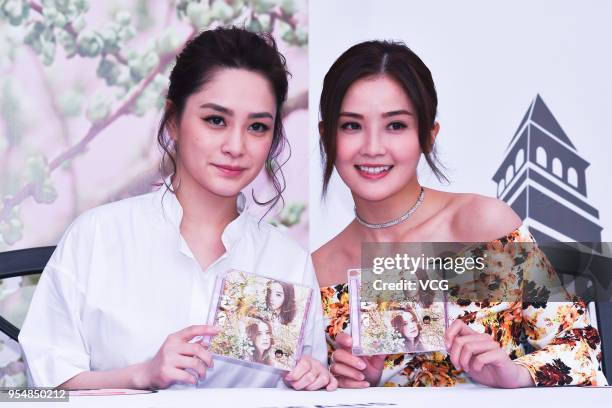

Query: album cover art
349,269,448,355
205,270,313,370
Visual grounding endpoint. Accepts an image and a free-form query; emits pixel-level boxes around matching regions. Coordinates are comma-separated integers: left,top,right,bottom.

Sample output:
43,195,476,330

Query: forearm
59,362,150,390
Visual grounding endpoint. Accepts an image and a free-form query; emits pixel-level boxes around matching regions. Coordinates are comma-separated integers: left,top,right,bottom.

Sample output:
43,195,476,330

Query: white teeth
357,165,391,174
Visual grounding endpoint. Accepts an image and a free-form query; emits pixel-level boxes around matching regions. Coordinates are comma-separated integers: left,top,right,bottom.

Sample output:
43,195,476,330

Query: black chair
539,242,612,384
0,246,55,341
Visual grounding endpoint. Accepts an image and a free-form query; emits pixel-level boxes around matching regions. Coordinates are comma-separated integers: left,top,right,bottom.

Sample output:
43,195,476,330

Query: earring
171,175,181,192
237,191,246,213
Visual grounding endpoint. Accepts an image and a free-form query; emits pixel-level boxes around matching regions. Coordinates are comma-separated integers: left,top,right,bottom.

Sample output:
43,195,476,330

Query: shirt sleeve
513,241,607,386
18,218,91,388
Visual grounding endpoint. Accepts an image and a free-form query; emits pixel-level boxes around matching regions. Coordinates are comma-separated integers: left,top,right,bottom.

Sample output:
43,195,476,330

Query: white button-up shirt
19,186,327,388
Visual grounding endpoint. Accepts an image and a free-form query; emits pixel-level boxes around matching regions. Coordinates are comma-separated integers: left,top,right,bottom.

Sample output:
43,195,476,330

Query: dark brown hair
265,280,296,325
319,40,448,195
158,26,290,210
391,305,422,343
246,317,273,364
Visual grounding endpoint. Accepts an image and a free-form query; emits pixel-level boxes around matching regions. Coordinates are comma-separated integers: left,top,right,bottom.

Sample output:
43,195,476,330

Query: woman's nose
360,129,386,156
221,126,245,157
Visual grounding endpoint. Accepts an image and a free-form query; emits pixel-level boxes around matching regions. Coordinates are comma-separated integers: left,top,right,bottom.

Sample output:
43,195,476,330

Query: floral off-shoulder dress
320,225,608,387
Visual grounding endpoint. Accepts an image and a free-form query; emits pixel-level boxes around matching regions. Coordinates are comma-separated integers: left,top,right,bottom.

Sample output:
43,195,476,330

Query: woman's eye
249,122,270,133
387,121,407,131
340,122,361,131
204,116,226,127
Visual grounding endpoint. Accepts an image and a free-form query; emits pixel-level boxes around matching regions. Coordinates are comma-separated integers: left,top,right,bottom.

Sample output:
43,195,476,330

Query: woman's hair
319,40,448,195
158,26,290,210
390,305,422,343
246,317,273,364
265,280,296,325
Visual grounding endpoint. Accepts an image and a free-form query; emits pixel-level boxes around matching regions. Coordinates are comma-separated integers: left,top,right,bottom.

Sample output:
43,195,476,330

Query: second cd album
349,269,449,356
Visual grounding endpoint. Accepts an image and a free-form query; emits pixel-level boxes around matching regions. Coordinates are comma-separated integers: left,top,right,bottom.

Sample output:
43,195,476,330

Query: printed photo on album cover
207,270,313,371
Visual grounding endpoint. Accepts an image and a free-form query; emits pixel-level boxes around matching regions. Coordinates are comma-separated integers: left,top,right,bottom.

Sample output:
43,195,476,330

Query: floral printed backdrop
0,0,309,386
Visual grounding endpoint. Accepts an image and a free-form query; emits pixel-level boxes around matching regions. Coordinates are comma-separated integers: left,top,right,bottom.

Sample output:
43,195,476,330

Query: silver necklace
354,187,425,229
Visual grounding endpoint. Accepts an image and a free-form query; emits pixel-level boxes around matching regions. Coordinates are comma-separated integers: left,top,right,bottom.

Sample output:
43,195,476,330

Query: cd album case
348,269,448,356
205,270,313,371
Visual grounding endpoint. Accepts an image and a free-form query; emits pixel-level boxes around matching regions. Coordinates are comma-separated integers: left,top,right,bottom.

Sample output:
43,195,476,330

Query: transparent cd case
204,270,313,371
348,269,449,356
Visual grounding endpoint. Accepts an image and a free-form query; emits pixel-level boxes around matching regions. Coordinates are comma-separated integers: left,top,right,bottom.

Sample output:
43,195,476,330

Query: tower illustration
492,94,602,243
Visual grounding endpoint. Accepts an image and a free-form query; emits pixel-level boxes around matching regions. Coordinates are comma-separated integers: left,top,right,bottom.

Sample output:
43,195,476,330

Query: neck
173,168,239,235
405,337,416,348
352,179,423,241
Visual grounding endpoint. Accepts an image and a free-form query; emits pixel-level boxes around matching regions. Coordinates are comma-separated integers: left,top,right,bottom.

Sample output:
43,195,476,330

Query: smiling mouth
354,164,393,178
212,164,247,176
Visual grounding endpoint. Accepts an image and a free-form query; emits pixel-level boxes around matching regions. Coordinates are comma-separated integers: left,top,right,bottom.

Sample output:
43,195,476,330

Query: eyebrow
200,103,273,120
382,110,413,118
339,110,413,119
338,112,364,119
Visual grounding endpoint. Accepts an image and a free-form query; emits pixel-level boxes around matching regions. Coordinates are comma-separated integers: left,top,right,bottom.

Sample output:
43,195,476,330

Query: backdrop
0,0,308,386
2,0,612,388
308,0,612,251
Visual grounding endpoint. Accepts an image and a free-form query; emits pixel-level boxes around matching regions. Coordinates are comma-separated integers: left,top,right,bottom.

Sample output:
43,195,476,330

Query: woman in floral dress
313,40,606,388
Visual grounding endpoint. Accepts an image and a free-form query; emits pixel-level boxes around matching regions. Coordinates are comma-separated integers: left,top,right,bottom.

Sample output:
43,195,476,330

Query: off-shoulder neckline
319,224,532,290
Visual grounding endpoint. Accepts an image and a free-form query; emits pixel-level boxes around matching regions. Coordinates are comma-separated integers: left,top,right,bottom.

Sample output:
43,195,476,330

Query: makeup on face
354,163,394,179
174,68,276,198
198,100,274,179
333,75,422,202
210,163,248,178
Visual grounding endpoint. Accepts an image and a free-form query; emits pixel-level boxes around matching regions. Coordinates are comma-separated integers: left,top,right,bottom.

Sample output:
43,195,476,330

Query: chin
351,185,404,203
201,173,250,196
200,182,244,198
339,172,405,202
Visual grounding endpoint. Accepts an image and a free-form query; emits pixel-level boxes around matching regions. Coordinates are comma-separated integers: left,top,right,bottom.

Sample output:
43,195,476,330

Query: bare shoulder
312,227,354,287
451,193,522,241
312,240,334,273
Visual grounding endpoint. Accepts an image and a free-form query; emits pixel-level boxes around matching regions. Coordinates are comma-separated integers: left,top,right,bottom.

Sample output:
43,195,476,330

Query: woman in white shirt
19,27,335,391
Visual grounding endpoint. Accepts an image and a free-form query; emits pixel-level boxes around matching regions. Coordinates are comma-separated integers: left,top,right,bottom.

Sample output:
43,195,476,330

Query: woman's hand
135,325,220,389
283,355,338,391
445,320,534,388
329,333,386,388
